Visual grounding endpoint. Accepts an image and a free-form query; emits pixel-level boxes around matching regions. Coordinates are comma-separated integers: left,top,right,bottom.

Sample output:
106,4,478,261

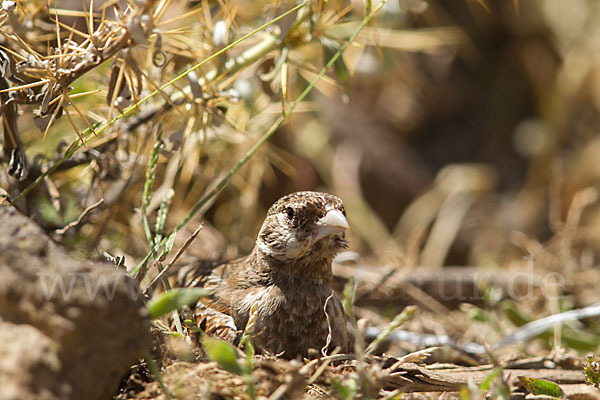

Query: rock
0,321,60,400
0,205,151,400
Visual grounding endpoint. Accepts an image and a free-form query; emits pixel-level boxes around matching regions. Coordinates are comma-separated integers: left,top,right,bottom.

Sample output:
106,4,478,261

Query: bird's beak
314,209,349,241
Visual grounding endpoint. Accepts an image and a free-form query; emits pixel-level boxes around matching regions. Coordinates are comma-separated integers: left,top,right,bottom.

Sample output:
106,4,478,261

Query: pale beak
314,209,349,241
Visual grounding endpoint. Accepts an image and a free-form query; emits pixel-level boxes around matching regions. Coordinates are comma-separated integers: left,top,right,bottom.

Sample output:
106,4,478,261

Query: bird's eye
285,207,295,220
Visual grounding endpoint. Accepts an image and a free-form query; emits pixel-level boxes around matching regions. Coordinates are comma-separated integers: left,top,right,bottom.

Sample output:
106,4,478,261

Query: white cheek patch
283,241,307,258
257,214,308,259
276,214,308,258
256,239,273,256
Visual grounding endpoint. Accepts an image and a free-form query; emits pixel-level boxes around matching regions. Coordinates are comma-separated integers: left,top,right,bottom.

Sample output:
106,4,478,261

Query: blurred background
161,0,600,271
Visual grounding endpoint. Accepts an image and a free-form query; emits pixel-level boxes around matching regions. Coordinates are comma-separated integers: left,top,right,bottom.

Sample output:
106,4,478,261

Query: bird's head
256,191,349,264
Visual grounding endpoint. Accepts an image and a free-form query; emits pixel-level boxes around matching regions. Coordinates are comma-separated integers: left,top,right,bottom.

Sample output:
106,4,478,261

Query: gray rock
0,205,151,400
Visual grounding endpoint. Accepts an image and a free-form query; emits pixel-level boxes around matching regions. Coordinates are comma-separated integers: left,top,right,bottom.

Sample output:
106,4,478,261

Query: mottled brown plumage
178,191,355,358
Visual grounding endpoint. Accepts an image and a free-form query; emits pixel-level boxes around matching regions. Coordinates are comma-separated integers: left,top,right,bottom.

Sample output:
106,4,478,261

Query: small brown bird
178,191,355,358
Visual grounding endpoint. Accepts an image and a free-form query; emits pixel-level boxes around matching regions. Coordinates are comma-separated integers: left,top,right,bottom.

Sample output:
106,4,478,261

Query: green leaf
459,385,471,400
203,336,244,375
479,368,502,391
183,319,203,333
583,355,600,389
333,378,357,400
517,377,565,398
460,378,482,400
147,288,211,319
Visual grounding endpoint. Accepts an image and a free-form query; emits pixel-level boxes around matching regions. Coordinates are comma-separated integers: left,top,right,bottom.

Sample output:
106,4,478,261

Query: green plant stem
173,33,280,103
365,305,416,355
144,353,172,400
141,134,162,251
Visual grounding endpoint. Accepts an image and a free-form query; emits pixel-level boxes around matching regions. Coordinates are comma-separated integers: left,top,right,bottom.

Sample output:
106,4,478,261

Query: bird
177,191,355,359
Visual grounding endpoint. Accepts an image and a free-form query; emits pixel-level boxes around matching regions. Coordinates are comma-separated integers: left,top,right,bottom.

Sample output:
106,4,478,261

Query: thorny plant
1,0,167,178
0,0,379,255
